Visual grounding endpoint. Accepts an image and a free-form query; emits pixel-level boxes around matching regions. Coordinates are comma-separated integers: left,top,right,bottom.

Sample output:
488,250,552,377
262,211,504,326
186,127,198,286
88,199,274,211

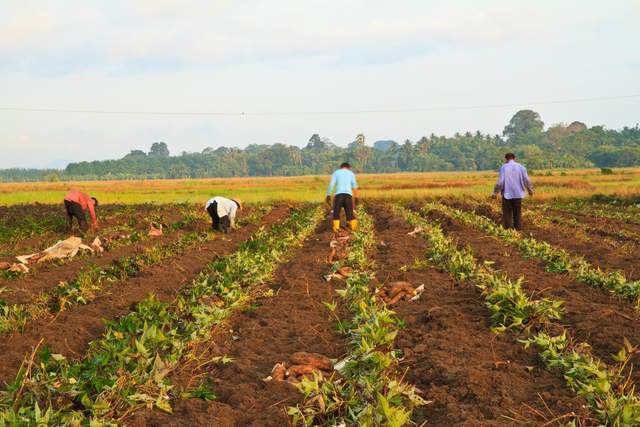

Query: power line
0,93,638,117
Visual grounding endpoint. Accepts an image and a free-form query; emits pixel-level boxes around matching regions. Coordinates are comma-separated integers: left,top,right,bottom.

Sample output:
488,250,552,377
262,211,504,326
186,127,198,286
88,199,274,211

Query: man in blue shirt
326,162,359,232
491,153,534,230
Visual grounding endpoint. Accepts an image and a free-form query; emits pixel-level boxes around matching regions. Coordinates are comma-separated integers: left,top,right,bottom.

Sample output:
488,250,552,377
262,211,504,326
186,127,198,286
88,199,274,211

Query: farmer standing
205,196,242,233
491,153,533,230
326,162,359,232
64,190,99,233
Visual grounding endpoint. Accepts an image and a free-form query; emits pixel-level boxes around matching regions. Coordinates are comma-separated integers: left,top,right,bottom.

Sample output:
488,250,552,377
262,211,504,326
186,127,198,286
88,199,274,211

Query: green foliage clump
3,112,640,182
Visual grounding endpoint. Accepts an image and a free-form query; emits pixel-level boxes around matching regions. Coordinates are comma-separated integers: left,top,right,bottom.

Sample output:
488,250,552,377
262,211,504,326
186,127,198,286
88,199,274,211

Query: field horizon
1,167,639,206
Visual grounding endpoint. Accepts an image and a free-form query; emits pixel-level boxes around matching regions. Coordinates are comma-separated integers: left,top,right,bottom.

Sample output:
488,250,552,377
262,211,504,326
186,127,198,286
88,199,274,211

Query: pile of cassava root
327,228,351,264
266,352,334,384
377,281,425,305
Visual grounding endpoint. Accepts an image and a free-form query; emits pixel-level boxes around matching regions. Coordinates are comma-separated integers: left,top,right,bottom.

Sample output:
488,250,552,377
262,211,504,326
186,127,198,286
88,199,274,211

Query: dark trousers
207,201,231,232
64,200,88,232
333,193,355,221
502,198,522,230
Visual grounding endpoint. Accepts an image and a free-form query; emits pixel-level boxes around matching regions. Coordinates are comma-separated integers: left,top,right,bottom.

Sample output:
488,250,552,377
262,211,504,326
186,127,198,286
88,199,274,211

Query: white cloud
0,0,639,168
0,9,57,51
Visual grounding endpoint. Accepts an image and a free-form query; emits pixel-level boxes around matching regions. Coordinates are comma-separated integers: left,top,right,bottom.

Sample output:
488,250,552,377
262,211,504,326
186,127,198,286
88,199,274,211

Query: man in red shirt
64,191,99,233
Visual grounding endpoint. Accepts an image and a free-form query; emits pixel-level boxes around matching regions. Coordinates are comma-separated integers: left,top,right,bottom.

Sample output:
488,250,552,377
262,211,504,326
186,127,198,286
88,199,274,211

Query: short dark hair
91,197,99,207
340,162,351,169
505,153,516,160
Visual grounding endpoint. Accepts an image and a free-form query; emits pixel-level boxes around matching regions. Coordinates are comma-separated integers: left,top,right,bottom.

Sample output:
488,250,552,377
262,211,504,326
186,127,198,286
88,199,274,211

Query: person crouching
205,196,242,233
64,190,99,234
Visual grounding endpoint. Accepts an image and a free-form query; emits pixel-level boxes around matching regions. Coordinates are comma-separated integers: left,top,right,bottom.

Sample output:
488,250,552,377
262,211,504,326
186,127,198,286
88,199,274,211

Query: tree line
2,110,639,182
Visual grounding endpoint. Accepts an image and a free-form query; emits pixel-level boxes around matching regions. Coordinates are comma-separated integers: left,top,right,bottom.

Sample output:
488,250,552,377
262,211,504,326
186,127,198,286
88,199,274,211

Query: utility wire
0,94,638,117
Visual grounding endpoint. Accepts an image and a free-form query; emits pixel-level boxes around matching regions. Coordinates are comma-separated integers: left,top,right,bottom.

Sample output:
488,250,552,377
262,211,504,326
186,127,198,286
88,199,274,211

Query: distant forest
2,110,639,182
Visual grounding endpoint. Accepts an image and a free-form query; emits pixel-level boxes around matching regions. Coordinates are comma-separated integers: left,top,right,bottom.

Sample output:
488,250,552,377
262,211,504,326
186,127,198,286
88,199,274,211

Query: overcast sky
1,0,639,168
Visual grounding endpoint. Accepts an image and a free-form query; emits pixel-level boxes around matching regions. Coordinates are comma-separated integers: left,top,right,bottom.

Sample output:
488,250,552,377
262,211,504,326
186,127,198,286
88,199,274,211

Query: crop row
0,204,153,247
0,205,320,425
1,205,204,280
452,198,627,249
0,205,270,336
529,206,640,247
548,199,640,226
425,202,640,308
395,204,640,425
0,231,207,336
290,209,427,425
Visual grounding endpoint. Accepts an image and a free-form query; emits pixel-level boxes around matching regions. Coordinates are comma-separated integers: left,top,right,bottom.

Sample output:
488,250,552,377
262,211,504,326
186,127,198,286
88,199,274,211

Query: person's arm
229,204,237,228
326,173,336,206
87,196,98,228
522,167,534,196
352,173,359,208
492,166,505,198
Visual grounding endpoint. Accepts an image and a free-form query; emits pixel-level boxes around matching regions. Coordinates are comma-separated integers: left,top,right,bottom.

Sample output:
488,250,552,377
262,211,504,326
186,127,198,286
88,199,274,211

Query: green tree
149,142,170,157
503,110,544,139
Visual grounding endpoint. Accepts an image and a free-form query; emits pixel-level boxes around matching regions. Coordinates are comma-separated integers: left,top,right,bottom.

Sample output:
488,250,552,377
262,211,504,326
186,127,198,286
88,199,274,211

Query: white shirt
205,197,238,227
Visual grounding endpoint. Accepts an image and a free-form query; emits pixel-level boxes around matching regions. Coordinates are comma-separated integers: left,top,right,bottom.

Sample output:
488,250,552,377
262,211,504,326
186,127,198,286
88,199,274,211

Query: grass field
1,167,640,205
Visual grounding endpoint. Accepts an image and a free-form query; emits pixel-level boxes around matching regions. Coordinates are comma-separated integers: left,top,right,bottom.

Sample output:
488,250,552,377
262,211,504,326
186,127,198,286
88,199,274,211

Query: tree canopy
1,110,639,182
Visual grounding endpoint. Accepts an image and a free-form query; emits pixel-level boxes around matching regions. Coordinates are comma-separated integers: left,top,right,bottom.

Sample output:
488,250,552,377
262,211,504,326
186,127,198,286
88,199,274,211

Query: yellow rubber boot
349,219,358,231
332,220,340,232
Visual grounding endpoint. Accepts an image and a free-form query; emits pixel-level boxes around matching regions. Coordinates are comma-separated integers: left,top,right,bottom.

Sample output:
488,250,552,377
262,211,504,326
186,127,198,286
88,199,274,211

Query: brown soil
0,203,167,257
0,220,195,304
0,205,289,387
422,207,640,384
444,199,640,280
128,214,345,427
369,205,589,426
541,206,640,244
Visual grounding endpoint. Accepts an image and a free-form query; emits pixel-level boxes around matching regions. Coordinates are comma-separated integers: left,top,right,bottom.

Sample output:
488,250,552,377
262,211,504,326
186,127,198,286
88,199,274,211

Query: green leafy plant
522,333,640,425
0,205,321,424
424,202,640,309
290,209,428,426
397,202,640,425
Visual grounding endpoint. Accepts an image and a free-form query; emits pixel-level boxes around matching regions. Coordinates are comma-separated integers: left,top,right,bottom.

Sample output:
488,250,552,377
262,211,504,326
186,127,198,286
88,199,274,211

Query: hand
325,195,332,207
528,189,534,197
490,193,497,200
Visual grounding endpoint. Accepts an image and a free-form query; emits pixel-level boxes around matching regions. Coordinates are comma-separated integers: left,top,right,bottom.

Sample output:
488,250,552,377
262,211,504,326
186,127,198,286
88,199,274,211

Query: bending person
205,196,242,233
326,162,359,232
64,190,99,233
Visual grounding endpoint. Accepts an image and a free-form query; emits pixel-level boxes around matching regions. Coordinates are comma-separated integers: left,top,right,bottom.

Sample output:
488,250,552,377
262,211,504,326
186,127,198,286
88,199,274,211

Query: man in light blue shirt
491,153,533,230
326,162,359,232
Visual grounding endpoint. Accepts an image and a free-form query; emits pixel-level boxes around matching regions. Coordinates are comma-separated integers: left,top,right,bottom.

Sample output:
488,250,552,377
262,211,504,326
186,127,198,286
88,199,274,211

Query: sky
1,0,639,169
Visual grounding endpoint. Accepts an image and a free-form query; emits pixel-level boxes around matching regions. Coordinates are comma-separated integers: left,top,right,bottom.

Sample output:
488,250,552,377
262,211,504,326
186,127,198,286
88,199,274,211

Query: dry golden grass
1,168,639,205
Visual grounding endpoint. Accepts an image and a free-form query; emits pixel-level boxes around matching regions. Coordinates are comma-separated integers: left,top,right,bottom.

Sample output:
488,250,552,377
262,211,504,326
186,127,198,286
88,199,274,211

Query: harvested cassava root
323,266,353,282
377,281,425,305
148,223,164,237
327,229,351,264
266,352,334,384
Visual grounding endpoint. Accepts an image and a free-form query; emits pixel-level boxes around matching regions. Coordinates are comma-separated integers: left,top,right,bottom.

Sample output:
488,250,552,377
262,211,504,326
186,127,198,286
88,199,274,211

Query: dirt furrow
128,216,345,427
444,199,640,280
0,208,195,303
0,205,289,387
537,206,640,246
423,207,640,383
0,203,170,257
546,205,640,233
369,205,587,426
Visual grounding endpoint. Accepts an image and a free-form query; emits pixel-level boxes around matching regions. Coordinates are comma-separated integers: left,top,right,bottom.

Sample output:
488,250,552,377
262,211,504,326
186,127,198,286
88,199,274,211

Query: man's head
232,198,243,210
340,162,351,169
505,153,516,162
91,197,99,207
